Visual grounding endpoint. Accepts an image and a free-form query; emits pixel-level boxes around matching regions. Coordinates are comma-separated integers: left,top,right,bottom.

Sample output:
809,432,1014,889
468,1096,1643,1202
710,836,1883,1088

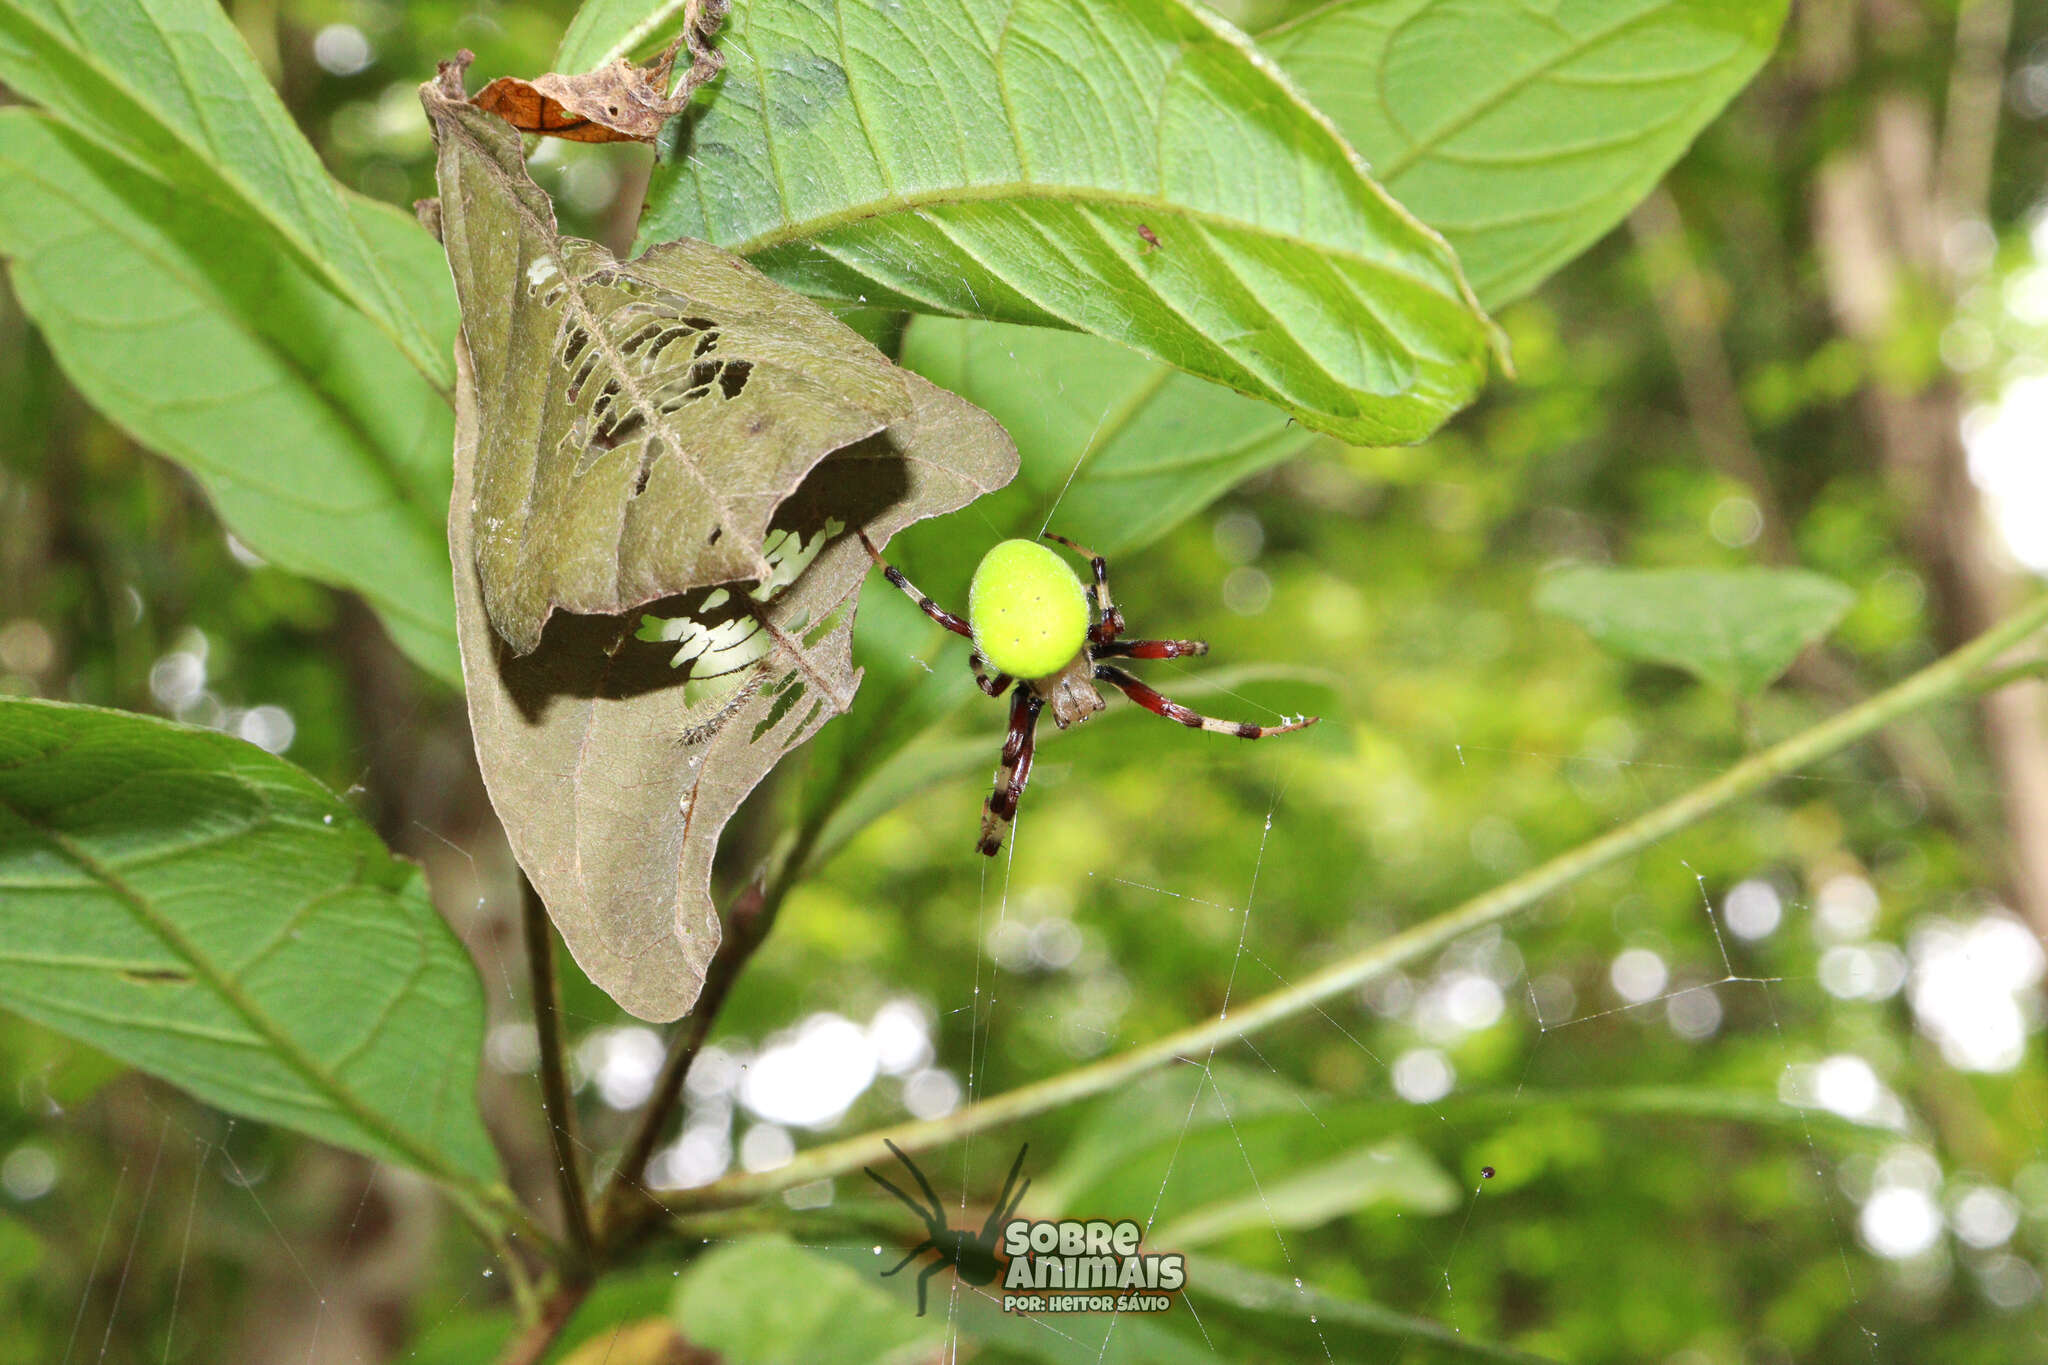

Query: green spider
859,531,1319,856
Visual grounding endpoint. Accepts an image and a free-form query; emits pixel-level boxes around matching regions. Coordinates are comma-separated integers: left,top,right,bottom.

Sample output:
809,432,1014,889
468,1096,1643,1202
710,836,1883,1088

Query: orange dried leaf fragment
463,0,729,144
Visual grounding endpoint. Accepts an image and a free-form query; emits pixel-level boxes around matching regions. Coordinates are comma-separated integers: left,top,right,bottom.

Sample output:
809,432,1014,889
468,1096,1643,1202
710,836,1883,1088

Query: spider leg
882,1238,937,1277
1095,664,1318,738
881,1139,951,1230
914,1259,947,1317
860,531,971,638
978,690,1044,857
1097,638,1209,660
864,1161,945,1235
980,1142,1032,1241
1001,1170,1033,1226
1042,532,1125,642
969,649,1013,698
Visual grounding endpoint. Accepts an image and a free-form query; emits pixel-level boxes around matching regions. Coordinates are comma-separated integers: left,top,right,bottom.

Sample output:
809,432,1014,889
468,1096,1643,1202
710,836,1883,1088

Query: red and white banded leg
1041,532,1124,642
860,531,970,637
978,689,1045,856
1096,638,1209,660
1094,664,1317,738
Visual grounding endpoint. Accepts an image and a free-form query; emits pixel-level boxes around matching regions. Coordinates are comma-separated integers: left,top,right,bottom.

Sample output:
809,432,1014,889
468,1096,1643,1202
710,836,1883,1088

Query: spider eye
968,540,1090,679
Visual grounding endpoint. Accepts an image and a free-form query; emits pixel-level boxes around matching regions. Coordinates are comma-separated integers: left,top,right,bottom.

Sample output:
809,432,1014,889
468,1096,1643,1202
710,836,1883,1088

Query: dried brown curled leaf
428,62,925,654
425,67,1017,1021
467,0,729,144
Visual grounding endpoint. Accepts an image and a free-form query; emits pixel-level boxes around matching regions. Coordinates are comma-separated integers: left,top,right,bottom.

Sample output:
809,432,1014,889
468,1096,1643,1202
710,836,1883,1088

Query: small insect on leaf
1136,223,1161,253
470,0,730,143
118,967,193,986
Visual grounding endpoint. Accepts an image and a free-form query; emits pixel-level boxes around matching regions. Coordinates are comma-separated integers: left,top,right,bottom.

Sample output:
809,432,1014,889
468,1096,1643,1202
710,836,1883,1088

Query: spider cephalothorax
864,1139,1029,1317
859,530,1319,856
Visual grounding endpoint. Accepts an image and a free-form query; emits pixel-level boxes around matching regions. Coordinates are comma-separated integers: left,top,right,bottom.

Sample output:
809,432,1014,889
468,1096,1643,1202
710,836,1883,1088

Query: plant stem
590,648,944,1243
652,591,2048,1216
1971,658,2048,695
521,874,594,1263
492,1275,592,1365
592,875,779,1242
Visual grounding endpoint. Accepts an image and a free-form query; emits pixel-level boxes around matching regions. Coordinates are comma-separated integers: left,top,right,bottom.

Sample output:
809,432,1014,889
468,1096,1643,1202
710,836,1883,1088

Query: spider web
16,482,2046,1365
18,612,2046,1365
881,649,2048,1365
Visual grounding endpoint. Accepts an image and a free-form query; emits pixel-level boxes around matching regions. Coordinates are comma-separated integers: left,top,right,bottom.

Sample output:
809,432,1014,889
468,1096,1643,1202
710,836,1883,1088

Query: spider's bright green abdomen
969,539,1090,680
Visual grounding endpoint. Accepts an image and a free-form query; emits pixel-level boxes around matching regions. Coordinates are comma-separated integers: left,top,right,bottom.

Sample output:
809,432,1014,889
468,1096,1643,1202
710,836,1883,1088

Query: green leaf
0,110,461,686
1534,565,1854,694
403,1262,690,1365
558,0,686,71
926,1277,1211,1364
0,699,499,1189
899,318,1318,556
0,0,451,391
1036,1066,1882,1251
883,0,1786,572
1184,1257,1564,1364
427,80,1016,1021
635,0,1497,447
671,1235,944,1364
1155,1139,1457,1247
1036,1066,1458,1247
825,1226,1541,1365
1259,0,1789,308
0,1214,43,1281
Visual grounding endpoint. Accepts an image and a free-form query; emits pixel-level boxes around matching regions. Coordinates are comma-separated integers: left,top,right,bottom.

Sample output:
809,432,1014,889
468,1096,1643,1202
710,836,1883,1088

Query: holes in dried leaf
620,321,664,355
800,600,853,649
554,307,752,488
525,264,567,310
751,676,807,743
630,438,664,498
594,407,645,454
567,348,601,403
